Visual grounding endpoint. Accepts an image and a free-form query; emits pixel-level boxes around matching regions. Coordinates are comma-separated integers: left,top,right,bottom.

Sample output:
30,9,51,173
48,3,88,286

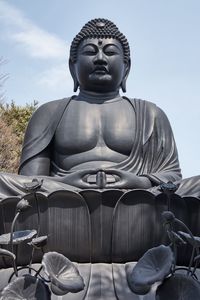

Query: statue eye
104,51,117,56
104,45,120,56
82,50,96,55
81,45,97,55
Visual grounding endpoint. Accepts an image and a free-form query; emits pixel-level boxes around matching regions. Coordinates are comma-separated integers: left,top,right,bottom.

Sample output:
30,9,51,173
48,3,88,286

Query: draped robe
19,96,182,182
0,96,199,199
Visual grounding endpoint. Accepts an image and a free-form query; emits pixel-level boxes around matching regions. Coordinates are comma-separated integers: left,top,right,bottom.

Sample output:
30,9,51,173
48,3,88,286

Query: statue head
69,18,131,93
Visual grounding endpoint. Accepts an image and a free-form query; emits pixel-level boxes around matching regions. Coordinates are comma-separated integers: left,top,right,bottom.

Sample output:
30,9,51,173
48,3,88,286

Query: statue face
74,38,126,93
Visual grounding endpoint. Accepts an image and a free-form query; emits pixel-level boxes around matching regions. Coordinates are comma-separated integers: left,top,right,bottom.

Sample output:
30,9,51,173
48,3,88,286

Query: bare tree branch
0,57,9,103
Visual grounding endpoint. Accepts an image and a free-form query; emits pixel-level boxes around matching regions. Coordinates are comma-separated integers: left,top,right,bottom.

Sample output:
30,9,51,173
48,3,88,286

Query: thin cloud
0,2,67,59
37,63,73,92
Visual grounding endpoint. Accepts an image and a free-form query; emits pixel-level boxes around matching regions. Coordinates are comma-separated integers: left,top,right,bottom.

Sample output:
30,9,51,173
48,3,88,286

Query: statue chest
53,99,135,156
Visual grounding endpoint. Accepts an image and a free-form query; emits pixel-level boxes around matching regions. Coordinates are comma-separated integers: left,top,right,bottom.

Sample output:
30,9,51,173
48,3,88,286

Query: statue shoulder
137,98,173,131
127,97,172,134
19,97,71,171
127,97,165,117
28,98,70,128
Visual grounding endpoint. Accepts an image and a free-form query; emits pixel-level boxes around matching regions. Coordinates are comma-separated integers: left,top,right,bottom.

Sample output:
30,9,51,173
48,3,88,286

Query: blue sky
0,0,200,178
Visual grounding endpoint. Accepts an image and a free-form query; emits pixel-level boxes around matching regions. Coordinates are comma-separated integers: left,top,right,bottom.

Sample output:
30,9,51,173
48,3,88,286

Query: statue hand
55,169,101,188
104,169,152,189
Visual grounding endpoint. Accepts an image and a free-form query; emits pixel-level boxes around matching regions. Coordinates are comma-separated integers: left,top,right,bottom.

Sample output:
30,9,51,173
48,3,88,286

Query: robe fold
19,96,182,183
0,96,199,199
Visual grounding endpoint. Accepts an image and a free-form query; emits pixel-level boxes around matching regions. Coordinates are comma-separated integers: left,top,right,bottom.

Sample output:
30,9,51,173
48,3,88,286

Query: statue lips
92,66,109,75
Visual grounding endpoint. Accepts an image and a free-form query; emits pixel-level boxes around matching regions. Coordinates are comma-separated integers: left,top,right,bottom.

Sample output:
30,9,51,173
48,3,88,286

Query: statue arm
18,98,70,175
18,101,55,176
19,147,51,176
140,106,182,185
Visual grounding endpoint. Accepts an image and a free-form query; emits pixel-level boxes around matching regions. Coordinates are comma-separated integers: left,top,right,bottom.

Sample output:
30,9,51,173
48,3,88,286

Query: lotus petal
178,231,200,247
16,199,30,212
0,274,51,300
28,236,48,249
156,273,200,300
0,248,16,260
42,252,84,295
126,245,173,295
0,230,37,245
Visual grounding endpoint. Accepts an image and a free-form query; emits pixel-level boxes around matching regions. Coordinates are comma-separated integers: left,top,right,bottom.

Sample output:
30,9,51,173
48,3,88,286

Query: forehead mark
98,39,103,46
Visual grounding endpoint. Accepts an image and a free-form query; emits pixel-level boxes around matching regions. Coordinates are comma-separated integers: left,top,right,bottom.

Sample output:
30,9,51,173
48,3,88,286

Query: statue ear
69,58,79,92
121,58,131,93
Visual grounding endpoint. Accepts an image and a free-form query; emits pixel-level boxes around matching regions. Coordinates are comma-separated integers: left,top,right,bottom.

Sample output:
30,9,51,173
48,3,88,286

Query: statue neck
76,89,121,103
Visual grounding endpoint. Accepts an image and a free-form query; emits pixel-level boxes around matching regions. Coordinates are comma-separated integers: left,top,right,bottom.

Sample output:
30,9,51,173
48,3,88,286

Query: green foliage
0,101,38,173
0,100,38,144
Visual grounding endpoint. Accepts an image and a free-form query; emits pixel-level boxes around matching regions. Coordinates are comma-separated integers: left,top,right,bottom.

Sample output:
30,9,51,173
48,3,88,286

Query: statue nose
93,51,107,65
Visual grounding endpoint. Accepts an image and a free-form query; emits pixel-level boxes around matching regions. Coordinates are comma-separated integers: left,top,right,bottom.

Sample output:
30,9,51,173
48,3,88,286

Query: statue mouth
92,66,108,74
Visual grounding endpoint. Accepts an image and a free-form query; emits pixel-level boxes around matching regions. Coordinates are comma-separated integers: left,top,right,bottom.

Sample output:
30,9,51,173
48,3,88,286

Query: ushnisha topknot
70,18,130,64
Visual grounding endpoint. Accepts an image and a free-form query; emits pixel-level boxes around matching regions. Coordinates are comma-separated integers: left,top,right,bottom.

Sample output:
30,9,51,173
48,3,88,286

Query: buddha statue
1,18,198,198
1,18,200,300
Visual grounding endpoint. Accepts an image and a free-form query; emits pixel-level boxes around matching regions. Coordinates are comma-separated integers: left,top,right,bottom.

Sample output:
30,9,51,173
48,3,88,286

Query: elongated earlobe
121,59,131,93
73,78,79,92
69,58,79,92
121,79,127,93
